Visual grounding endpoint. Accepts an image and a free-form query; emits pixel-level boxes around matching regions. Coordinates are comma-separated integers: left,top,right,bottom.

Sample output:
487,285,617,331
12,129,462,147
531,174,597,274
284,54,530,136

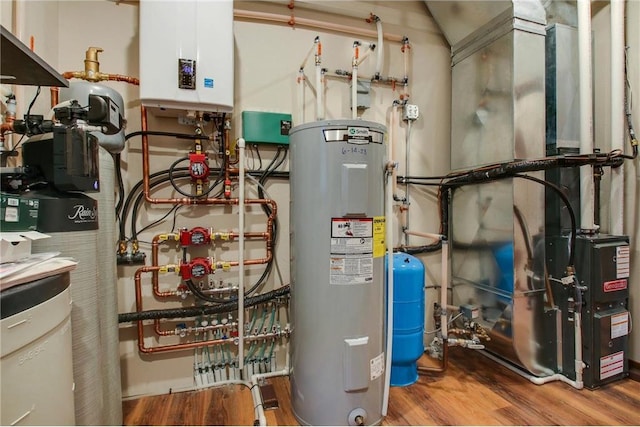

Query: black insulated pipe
118,285,290,323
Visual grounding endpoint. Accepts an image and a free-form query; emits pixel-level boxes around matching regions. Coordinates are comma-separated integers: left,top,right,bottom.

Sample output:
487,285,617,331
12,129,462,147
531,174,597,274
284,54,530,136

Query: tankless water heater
139,0,234,114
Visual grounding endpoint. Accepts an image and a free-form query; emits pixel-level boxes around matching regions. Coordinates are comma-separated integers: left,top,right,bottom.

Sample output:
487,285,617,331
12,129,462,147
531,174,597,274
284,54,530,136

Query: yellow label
373,216,386,258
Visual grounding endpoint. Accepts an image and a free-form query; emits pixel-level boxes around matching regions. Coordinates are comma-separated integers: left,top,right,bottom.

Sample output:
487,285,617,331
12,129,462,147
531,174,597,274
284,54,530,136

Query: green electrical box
0,192,40,231
242,111,292,145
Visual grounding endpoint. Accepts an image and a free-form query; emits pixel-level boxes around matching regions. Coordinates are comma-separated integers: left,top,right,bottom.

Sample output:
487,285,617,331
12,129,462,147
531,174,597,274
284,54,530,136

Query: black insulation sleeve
114,153,125,220
437,155,624,243
119,168,187,240
400,240,442,255
514,173,577,267
118,284,291,323
125,130,205,141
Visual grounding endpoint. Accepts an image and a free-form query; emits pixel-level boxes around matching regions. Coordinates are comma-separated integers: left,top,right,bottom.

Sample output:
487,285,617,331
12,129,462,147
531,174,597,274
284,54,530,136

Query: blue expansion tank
389,252,425,386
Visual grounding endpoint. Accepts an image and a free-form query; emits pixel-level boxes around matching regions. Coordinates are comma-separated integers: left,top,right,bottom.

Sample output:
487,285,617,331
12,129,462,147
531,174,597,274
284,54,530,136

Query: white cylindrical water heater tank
289,120,387,426
139,0,234,114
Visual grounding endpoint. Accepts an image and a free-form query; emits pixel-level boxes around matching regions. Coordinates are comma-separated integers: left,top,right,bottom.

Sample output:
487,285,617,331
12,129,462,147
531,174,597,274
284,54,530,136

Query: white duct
578,0,595,230
610,0,625,235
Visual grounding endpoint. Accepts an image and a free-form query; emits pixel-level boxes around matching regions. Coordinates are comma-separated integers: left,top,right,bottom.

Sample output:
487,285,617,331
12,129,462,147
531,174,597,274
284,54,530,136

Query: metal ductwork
425,1,552,377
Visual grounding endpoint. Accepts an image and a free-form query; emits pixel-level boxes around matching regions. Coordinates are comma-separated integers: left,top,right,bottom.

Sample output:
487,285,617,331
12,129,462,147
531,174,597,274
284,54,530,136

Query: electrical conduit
404,120,413,246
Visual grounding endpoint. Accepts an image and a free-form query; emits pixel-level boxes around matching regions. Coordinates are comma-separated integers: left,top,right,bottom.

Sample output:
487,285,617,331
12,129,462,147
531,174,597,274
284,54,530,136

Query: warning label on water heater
330,218,374,285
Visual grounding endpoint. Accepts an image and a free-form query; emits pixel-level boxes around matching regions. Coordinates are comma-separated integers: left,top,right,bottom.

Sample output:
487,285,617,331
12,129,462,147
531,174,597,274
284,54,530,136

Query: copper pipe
154,319,174,336
417,342,449,374
133,265,233,353
139,334,234,354
151,235,178,298
0,121,14,143
151,230,271,299
234,9,403,42
139,105,279,223
60,69,139,86
62,71,83,80
105,74,140,85
50,87,59,108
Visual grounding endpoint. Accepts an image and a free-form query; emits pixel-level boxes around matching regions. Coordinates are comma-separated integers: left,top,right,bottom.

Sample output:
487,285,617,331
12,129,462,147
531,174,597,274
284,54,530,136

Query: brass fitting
84,47,107,82
132,239,140,253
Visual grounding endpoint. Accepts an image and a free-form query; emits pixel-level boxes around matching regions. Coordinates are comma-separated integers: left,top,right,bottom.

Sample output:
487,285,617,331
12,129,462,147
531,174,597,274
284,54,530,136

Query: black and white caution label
330,218,374,285
616,246,630,279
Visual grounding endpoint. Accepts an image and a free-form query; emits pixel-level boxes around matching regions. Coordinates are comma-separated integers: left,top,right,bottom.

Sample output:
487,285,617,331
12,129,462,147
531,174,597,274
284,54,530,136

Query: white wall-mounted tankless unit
139,0,234,114
289,120,388,426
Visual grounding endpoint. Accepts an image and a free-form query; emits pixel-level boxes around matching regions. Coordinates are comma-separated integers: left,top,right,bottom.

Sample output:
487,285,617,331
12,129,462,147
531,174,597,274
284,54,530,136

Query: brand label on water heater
330,218,373,285
347,126,371,144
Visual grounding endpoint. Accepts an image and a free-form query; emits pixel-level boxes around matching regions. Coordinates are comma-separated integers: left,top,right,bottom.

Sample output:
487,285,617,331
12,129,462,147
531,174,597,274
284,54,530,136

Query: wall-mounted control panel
178,58,196,90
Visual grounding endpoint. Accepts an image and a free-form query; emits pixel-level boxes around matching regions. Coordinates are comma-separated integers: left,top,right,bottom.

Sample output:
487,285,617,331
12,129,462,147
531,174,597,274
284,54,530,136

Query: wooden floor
123,349,640,426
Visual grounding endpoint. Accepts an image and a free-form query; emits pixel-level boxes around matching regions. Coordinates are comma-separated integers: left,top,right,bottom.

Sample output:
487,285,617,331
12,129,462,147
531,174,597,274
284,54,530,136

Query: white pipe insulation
297,69,305,125
610,0,625,235
298,38,320,125
252,367,290,426
578,0,595,230
573,311,585,388
440,240,449,342
479,350,584,389
315,38,324,121
375,17,384,78
352,42,359,120
238,137,246,370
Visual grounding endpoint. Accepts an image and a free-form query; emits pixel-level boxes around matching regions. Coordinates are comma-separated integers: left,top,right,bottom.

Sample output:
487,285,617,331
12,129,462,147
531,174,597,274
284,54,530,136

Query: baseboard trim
630,360,640,382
